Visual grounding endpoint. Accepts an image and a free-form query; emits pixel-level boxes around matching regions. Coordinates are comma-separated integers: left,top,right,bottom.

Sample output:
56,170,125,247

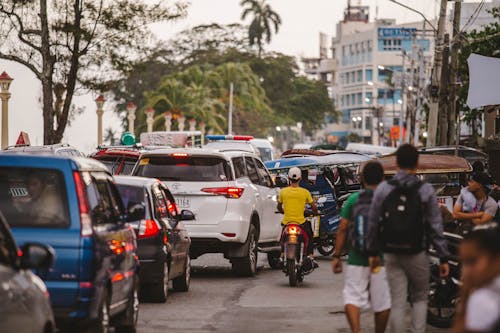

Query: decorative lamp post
177,114,185,131
0,71,13,149
95,95,105,146
189,118,197,132
144,107,155,133
164,111,172,131
126,101,137,134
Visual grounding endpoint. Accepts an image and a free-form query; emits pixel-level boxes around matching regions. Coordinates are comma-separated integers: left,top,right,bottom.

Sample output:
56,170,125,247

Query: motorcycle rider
277,167,318,268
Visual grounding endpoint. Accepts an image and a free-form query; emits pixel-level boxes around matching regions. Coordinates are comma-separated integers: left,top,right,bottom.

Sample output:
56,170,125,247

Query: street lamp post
0,72,13,149
199,121,206,145
144,107,155,133
164,112,172,131
126,101,137,134
189,118,197,132
178,114,185,131
95,95,105,146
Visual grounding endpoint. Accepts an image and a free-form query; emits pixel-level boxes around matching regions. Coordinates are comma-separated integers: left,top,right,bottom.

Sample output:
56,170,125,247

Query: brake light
201,187,244,199
287,225,301,235
73,171,92,237
138,219,160,239
171,153,189,158
206,135,254,141
79,281,93,289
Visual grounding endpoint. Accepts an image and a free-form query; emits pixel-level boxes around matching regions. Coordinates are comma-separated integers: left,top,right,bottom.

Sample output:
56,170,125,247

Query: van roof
0,154,109,173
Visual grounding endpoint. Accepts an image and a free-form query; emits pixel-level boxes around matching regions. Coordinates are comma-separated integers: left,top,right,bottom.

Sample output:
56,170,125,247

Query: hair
463,226,500,256
396,144,419,169
472,161,485,173
362,161,384,186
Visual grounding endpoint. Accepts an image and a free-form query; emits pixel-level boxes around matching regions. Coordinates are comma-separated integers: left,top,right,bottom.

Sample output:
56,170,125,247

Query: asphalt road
137,254,446,333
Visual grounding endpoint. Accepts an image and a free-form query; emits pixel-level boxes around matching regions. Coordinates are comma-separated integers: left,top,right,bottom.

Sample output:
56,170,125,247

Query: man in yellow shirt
277,167,318,262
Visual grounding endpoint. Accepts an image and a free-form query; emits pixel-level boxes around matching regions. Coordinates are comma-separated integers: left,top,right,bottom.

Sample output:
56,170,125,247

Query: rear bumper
139,259,165,284
184,212,250,244
190,238,247,258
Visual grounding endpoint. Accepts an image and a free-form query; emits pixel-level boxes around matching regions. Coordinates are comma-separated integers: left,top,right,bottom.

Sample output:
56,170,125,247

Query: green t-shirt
340,191,382,266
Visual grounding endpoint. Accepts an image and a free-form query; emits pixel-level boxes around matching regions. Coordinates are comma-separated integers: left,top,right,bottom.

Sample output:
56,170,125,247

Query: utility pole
399,51,406,146
426,0,448,147
449,0,462,146
228,82,234,135
439,33,450,146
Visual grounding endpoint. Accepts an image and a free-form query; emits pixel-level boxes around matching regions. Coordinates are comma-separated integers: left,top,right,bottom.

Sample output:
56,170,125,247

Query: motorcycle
427,228,463,328
310,204,340,256
281,197,326,287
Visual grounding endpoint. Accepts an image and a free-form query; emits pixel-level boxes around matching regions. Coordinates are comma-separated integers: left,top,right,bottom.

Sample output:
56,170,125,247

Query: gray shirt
456,194,498,218
366,170,450,260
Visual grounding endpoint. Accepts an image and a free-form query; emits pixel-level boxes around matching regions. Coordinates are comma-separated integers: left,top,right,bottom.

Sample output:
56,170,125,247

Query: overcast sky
0,0,463,152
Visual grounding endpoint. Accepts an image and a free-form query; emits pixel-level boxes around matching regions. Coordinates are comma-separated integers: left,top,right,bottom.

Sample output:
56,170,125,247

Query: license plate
288,235,298,244
176,197,191,208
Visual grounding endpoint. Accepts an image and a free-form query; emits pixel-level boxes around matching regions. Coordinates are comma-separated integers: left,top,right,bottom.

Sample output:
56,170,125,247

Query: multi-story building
309,3,436,146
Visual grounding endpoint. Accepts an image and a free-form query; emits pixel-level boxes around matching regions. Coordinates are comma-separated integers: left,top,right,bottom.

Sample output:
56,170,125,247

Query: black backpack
380,179,425,254
349,190,373,256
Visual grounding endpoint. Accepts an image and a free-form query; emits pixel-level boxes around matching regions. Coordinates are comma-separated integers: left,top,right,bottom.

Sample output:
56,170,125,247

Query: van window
134,155,232,182
254,158,273,187
88,174,123,224
0,167,70,228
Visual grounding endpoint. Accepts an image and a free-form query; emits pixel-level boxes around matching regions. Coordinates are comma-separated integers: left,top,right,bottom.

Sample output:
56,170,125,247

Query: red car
90,146,143,175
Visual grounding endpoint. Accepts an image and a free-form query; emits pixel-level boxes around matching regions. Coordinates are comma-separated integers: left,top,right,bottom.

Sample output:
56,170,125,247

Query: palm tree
240,0,281,57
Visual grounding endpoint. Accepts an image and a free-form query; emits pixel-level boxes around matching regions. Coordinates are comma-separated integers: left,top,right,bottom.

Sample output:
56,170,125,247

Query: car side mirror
178,209,195,221
20,243,55,276
275,176,289,188
127,202,146,221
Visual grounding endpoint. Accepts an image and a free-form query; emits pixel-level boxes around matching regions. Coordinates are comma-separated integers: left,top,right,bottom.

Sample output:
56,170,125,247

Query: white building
456,0,500,32
310,4,437,146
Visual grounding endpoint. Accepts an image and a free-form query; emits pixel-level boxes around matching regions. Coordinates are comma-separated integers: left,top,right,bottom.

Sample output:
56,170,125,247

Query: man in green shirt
332,161,390,333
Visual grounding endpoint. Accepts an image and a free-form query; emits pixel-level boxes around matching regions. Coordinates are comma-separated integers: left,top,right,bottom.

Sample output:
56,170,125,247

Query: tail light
138,219,160,239
287,225,301,235
201,187,244,199
73,171,92,237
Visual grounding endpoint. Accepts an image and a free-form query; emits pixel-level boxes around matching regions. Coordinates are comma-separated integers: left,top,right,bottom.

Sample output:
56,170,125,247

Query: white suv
132,148,282,276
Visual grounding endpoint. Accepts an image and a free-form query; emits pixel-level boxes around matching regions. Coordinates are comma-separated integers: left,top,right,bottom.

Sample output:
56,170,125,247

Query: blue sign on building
378,27,416,39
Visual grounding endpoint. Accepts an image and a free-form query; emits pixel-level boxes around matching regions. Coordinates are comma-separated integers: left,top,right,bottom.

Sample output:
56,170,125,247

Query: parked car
419,145,488,171
3,143,84,157
132,147,283,276
115,176,192,302
0,154,139,332
0,212,56,333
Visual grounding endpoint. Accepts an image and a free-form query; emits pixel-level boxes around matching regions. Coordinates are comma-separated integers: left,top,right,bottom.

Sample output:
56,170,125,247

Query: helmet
288,167,302,181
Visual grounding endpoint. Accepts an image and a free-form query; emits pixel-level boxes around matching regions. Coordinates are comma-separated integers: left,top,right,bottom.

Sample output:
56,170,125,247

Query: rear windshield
0,167,70,228
134,156,232,182
116,185,146,210
95,157,138,175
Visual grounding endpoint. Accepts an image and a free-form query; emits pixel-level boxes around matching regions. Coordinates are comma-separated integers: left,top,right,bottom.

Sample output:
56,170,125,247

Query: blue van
0,154,139,332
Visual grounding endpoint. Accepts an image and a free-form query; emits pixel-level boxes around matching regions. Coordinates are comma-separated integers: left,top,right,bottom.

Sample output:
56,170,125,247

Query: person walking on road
332,161,390,333
366,144,450,333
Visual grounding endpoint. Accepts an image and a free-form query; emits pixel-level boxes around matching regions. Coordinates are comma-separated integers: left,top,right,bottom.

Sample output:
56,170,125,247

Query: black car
0,212,56,333
419,145,488,171
115,176,193,302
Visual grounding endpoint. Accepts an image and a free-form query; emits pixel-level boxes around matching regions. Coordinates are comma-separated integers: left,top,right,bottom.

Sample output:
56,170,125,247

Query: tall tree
0,0,186,144
240,0,281,57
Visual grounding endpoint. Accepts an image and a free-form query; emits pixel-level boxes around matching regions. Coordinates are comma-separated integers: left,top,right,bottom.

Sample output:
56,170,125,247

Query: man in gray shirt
366,144,450,333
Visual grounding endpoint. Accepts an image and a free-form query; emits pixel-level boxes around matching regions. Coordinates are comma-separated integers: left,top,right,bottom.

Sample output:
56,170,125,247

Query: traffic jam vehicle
0,154,139,332
0,212,56,333
132,136,283,276
90,145,145,175
115,176,193,302
372,153,473,329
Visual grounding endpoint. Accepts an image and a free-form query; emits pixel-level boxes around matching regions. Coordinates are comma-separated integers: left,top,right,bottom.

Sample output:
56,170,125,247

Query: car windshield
0,167,70,228
116,184,146,210
257,147,273,162
134,155,232,182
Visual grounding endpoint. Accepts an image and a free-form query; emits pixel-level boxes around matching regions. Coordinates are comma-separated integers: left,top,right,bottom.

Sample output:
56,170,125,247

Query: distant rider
278,167,318,268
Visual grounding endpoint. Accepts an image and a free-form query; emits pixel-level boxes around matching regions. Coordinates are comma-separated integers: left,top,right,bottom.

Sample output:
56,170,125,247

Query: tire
141,262,169,303
173,255,191,292
232,224,258,277
427,276,457,328
267,251,281,270
115,279,139,333
317,237,335,256
81,290,110,333
287,259,297,287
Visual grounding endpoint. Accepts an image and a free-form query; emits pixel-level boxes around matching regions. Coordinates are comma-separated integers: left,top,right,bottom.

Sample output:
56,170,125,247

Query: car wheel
115,278,139,333
267,251,281,269
141,262,169,303
232,224,258,277
173,255,191,292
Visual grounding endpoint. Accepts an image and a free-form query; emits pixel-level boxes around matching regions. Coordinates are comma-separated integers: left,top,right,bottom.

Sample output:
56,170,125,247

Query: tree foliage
240,0,281,57
0,0,187,144
457,7,500,138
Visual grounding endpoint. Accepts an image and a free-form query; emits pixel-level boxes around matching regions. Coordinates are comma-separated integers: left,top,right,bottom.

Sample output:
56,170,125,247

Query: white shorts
343,265,391,313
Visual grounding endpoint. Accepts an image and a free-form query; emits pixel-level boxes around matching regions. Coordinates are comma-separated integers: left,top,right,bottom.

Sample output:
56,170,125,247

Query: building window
366,69,373,82
357,92,363,105
351,94,356,106
357,70,363,82
365,116,372,130
345,94,350,106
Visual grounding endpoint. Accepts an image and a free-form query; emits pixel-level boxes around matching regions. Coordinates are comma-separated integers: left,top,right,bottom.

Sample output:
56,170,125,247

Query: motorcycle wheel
317,238,335,256
427,279,457,328
287,259,297,287
267,251,281,270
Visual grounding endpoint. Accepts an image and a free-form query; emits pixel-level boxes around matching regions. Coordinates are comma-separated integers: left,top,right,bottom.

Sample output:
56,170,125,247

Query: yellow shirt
278,186,313,225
